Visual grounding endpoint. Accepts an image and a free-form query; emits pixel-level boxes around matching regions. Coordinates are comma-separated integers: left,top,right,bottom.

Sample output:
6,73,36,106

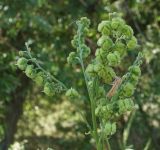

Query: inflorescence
17,13,143,149
66,14,143,138
17,44,67,96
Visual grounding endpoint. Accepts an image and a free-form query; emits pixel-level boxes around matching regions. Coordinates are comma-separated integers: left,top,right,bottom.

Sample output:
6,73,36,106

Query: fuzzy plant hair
17,12,143,150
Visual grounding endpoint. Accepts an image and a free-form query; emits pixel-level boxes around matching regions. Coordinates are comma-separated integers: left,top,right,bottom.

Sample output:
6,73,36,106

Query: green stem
106,138,111,150
79,56,100,150
77,24,100,150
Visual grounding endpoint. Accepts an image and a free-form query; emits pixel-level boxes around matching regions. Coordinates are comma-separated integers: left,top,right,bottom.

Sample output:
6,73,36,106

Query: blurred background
0,0,160,150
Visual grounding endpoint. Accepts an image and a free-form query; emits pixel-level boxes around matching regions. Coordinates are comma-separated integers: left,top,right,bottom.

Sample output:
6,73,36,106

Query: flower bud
25,65,36,79
98,66,116,84
118,98,134,114
104,122,116,136
97,36,106,46
43,82,55,96
127,36,137,49
102,26,110,35
122,25,133,38
65,88,80,100
118,100,126,114
102,39,113,50
71,35,78,48
114,42,126,56
121,82,135,97
96,48,109,60
129,66,141,76
118,24,133,39
17,57,28,70
97,36,113,50
67,52,78,65
124,98,134,110
107,52,119,66
33,71,44,86
130,74,139,85
98,21,111,34
81,44,91,58
80,17,90,27
85,64,96,76
111,18,124,30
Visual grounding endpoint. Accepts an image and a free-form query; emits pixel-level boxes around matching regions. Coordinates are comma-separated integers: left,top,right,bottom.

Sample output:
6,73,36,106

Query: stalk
77,23,100,150
106,138,111,150
78,55,100,150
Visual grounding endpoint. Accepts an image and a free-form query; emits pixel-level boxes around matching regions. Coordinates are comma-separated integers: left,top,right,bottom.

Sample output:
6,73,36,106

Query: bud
25,65,36,79
121,82,135,97
118,24,133,39
104,122,116,136
85,64,96,76
71,35,78,48
43,82,55,96
102,38,113,50
98,21,111,34
80,17,90,27
129,66,141,76
97,48,109,59
81,44,91,58
122,25,133,38
130,74,139,85
127,36,137,49
107,53,118,66
67,52,78,65
103,104,114,120
114,42,126,56
17,57,28,70
97,36,113,50
33,71,44,86
118,100,126,114
65,88,80,100
102,26,110,35
97,66,116,84
124,98,134,110
118,99,134,114
111,18,125,30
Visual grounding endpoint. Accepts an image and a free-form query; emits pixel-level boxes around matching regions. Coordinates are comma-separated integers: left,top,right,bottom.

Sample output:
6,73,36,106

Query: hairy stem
79,56,100,150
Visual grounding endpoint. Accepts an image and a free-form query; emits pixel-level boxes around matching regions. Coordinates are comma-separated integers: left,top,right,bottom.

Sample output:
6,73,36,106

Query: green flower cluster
66,15,142,139
95,52,143,136
16,15,143,148
86,15,138,84
67,17,91,65
17,51,64,96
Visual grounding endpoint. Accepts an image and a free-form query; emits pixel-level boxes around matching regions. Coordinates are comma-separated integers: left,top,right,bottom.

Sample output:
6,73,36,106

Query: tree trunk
0,76,30,150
